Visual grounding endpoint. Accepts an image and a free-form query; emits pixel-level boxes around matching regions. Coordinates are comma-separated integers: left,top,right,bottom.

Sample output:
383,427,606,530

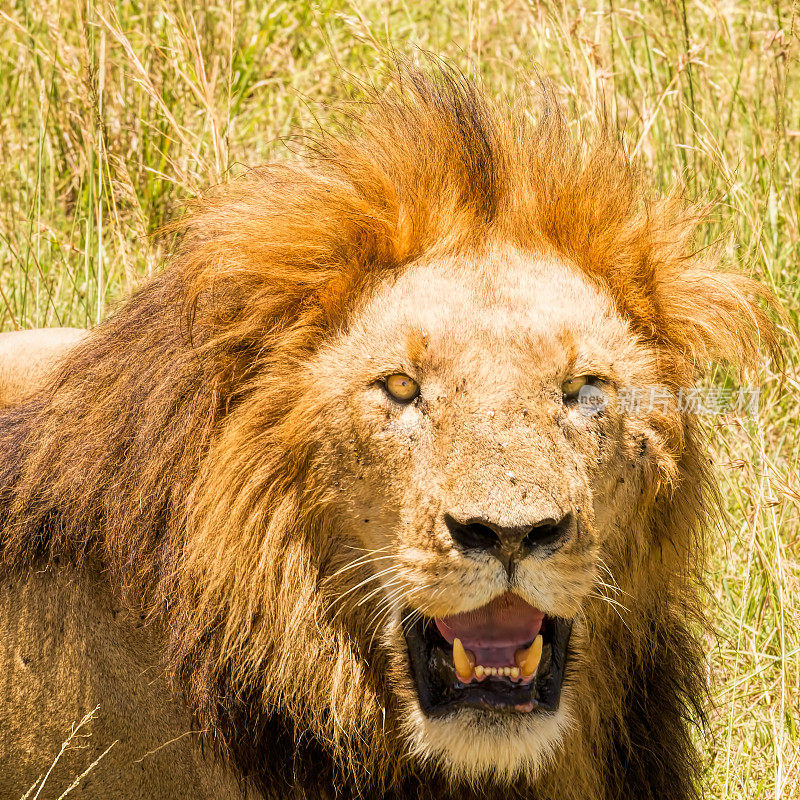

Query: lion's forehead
345,246,642,382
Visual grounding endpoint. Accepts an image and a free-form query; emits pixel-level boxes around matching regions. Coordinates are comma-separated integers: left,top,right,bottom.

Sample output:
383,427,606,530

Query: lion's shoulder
0,559,244,798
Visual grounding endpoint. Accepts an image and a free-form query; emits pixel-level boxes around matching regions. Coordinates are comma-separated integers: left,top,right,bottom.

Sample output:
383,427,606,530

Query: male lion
0,68,777,799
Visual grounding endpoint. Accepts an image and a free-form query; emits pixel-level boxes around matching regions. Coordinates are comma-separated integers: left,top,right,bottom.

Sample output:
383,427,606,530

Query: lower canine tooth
515,634,543,678
453,638,475,681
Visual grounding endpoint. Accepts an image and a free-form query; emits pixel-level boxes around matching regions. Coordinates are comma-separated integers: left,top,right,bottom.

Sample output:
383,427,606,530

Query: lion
0,66,778,800
0,328,85,406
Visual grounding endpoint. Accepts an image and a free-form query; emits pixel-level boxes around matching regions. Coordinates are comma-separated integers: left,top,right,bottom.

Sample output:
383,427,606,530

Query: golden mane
176,66,775,381
0,64,778,799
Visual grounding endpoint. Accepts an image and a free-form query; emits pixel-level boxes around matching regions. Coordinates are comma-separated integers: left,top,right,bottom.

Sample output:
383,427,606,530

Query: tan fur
0,562,243,798
0,66,781,799
0,328,85,406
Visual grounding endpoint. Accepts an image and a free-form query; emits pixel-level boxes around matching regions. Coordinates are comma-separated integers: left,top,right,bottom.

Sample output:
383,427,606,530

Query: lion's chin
401,595,572,717
405,698,573,783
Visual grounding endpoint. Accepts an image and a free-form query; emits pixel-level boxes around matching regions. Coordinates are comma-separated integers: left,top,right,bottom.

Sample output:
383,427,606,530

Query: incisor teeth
515,634,543,678
453,638,475,681
471,663,527,680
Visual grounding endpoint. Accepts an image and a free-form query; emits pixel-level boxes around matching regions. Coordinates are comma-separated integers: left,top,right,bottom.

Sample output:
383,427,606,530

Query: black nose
444,512,573,575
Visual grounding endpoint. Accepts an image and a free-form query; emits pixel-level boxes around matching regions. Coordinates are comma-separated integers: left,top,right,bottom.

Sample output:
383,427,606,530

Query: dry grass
1,0,798,796
20,707,116,800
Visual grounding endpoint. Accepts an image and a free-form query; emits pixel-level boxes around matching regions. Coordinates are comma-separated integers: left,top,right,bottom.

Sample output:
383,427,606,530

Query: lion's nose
444,512,573,576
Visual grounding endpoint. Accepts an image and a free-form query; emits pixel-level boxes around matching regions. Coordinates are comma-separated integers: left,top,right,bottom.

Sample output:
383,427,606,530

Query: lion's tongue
434,593,544,667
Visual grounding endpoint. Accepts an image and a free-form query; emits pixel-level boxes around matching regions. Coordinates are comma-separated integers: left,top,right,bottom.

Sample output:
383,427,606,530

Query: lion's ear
653,260,784,376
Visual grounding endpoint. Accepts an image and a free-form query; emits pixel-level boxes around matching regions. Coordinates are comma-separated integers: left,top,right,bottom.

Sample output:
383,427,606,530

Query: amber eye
385,373,420,402
561,375,589,399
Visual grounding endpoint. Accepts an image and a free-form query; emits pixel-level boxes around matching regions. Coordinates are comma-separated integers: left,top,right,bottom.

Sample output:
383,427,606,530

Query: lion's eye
561,376,589,399
385,373,420,402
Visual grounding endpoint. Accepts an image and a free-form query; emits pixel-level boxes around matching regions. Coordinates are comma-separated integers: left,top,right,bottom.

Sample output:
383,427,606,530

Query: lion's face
300,244,676,779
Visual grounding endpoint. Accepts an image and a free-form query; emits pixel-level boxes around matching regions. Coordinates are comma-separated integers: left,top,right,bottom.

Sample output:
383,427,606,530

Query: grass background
1,0,798,796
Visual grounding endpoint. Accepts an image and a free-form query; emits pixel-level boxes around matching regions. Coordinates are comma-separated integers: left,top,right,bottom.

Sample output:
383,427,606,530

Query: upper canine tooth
515,634,543,678
453,638,475,681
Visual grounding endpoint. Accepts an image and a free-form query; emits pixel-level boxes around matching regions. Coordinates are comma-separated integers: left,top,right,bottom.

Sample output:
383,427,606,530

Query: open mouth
402,593,571,716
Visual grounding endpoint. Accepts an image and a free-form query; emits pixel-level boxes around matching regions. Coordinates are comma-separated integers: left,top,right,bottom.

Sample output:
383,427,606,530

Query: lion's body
0,328,85,406
0,68,778,799
0,559,700,800
0,329,240,799
0,562,242,798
